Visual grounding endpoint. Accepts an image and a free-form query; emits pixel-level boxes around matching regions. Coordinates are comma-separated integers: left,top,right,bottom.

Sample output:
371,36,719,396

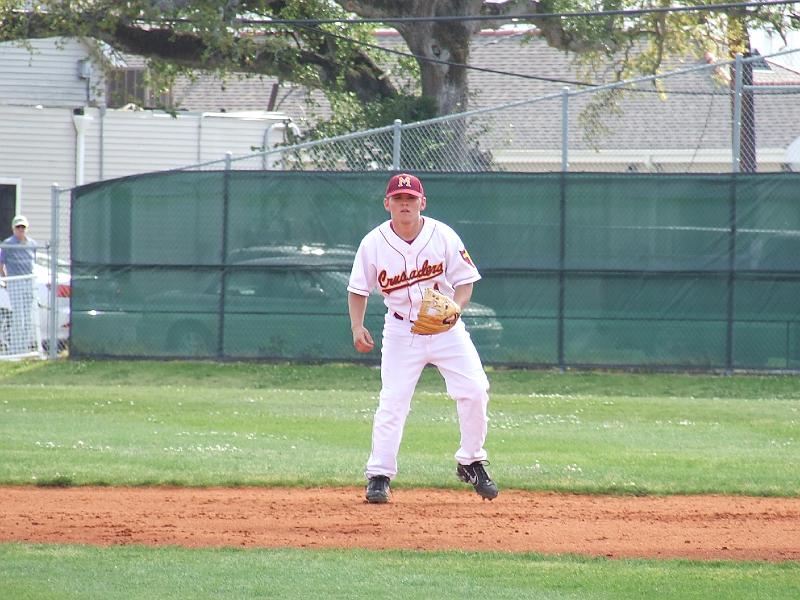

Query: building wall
0,105,290,246
0,105,75,243
97,111,200,181
0,37,104,108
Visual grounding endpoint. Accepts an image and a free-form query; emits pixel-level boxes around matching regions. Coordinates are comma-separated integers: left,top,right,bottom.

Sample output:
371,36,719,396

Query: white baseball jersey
348,217,480,319
350,215,491,480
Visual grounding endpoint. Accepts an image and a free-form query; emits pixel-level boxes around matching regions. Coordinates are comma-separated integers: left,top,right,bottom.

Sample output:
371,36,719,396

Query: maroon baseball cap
385,173,425,198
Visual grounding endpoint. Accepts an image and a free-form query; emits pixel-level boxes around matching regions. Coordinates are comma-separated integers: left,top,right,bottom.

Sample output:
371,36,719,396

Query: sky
750,28,800,71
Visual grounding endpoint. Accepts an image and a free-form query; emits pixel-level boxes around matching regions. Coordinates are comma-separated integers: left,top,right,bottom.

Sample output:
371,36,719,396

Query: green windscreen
70,171,800,370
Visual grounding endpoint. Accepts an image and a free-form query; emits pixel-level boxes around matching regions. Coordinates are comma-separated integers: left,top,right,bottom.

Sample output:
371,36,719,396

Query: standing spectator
0,215,37,354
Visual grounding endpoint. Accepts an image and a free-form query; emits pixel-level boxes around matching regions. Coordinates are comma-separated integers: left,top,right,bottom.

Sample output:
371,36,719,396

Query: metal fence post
558,168,567,372
392,119,402,170
726,55,744,372
218,152,233,358
726,173,737,375
48,184,60,359
558,86,570,369
732,53,743,173
561,87,570,172
740,53,756,172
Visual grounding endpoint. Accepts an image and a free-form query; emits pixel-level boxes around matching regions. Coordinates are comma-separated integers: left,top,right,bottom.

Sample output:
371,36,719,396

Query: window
105,68,173,109
0,183,19,238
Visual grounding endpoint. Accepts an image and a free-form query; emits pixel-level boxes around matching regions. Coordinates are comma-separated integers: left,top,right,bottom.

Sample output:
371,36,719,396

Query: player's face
384,193,426,221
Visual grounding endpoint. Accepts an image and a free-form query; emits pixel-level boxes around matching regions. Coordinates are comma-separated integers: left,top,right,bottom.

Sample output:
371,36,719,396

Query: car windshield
35,254,69,276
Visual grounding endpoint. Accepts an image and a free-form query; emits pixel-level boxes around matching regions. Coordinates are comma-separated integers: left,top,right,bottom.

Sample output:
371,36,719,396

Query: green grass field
1,360,799,599
2,544,799,600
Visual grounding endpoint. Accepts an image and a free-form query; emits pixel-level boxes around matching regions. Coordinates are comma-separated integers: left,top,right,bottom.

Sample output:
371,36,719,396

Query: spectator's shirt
0,236,37,277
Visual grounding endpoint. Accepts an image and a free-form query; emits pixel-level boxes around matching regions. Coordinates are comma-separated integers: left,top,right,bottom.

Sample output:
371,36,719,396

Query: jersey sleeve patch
459,248,475,267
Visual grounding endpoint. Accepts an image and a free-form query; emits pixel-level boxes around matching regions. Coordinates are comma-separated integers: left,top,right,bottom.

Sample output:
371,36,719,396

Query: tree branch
1,7,397,103
479,0,536,30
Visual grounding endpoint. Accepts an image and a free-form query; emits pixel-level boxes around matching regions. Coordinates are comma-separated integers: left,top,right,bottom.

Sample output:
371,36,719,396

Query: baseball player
347,173,498,503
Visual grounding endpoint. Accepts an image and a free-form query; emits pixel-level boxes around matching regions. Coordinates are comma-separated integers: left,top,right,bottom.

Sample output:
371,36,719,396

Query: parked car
131,245,502,359
34,253,71,350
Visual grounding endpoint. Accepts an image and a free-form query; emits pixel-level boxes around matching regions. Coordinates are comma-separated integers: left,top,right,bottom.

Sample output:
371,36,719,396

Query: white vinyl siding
0,105,75,242
0,38,105,107
101,111,200,179
0,105,288,245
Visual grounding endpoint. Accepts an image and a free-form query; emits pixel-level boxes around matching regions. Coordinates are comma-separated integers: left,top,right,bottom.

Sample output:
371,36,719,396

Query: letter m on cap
398,176,412,188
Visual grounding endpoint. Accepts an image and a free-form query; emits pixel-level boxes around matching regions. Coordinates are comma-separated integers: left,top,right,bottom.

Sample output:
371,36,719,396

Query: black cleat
365,475,391,503
457,461,499,500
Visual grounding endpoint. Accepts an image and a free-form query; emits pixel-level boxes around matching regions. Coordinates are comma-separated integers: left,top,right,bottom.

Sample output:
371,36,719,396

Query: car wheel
169,324,213,356
41,339,69,353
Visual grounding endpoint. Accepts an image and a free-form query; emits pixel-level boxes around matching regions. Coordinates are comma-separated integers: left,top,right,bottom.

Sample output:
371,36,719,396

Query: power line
243,1,800,26
298,24,597,87
300,25,757,95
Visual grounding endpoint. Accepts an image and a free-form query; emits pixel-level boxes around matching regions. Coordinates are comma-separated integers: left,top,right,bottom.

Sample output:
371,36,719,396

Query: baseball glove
411,288,461,335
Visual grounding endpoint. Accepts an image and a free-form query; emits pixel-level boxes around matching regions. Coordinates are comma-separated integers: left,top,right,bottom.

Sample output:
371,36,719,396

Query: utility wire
145,1,800,91
242,1,800,26
297,24,597,87
299,24,757,96
248,0,799,89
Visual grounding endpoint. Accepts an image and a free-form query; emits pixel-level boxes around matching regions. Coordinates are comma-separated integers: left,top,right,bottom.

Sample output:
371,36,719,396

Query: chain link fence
181,49,800,175
64,170,800,372
33,49,800,368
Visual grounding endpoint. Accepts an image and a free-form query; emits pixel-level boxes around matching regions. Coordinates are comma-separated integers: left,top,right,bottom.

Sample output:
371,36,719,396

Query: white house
0,37,295,244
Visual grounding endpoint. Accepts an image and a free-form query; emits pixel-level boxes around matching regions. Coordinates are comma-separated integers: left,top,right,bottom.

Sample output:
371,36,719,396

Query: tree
1,0,797,128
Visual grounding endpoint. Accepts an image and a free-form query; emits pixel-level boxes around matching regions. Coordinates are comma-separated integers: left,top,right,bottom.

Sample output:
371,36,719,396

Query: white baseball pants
365,314,490,480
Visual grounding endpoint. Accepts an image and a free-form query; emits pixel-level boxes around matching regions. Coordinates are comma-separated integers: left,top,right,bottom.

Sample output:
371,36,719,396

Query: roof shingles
164,30,800,167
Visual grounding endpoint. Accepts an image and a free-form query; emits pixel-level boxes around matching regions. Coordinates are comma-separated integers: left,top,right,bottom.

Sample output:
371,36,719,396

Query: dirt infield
2,486,799,561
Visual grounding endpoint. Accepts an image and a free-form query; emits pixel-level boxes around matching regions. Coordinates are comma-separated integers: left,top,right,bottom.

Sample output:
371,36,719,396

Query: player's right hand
352,325,375,353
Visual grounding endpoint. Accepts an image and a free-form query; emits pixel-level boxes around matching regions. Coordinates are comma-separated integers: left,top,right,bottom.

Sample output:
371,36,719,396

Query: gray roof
171,74,330,127
458,30,800,153
165,29,800,165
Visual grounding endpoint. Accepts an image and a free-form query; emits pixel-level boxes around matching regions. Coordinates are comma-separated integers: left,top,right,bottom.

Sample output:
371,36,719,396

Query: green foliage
3,0,797,127
1,1,799,163
311,94,439,139
578,88,626,151
0,0,401,114
536,0,799,77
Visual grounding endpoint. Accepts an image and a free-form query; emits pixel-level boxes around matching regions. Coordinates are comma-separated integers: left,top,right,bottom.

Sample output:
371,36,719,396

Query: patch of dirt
2,486,799,561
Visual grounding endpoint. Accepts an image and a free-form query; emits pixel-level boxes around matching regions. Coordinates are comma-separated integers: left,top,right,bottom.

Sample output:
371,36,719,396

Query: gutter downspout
198,113,209,163
262,119,299,170
72,110,94,186
98,104,106,180
262,122,283,170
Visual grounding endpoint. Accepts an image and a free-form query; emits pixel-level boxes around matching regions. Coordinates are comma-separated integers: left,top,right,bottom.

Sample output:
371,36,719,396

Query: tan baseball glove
411,288,461,335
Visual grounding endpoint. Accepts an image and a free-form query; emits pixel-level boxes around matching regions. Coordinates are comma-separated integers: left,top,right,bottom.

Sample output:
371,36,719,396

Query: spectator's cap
385,173,424,199
12,215,28,228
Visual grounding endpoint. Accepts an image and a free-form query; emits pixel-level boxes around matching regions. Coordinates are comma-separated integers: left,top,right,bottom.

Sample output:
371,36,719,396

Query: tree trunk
342,0,484,115
397,18,474,115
